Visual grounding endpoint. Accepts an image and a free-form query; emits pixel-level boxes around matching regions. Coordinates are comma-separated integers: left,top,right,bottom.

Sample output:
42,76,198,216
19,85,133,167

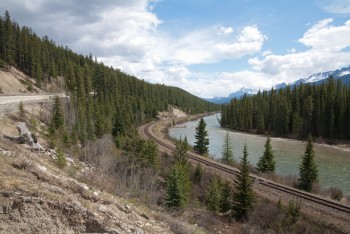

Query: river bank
169,114,350,196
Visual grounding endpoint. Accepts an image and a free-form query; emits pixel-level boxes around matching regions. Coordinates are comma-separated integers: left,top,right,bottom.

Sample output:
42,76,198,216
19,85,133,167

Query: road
0,93,67,117
140,119,350,232
0,93,66,105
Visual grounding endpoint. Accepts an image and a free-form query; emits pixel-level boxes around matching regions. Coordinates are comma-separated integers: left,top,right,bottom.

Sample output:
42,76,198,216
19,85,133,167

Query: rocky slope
0,117,171,233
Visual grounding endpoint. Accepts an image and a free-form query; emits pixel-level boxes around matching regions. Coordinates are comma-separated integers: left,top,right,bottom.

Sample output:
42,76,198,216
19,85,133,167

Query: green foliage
194,118,209,155
219,181,232,214
122,134,159,169
49,96,64,134
193,163,202,184
298,135,318,192
56,147,66,169
232,144,255,221
221,131,234,165
256,137,276,173
18,101,25,120
165,161,191,209
173,137,189,165
284,200,301,226
0,11,219,145
206,177,222,212
221,77,350,141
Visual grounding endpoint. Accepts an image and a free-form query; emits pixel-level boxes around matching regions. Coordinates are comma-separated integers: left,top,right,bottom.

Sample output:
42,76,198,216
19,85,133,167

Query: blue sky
1,0,350,97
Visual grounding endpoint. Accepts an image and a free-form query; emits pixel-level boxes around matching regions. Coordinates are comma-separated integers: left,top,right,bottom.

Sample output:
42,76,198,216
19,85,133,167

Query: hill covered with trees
0,11,219,142
221,77,350,141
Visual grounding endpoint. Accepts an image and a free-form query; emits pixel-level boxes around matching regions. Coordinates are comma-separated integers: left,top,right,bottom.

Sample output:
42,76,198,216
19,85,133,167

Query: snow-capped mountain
205,65,350,104
280,65,350,87
205,87,257,104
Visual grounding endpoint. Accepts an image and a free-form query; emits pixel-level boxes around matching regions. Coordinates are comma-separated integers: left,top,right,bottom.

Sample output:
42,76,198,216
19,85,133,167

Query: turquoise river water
169,115,350,195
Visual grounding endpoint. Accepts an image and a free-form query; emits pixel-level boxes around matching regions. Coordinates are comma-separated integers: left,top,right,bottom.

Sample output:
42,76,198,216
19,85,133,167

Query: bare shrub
328,187,343,201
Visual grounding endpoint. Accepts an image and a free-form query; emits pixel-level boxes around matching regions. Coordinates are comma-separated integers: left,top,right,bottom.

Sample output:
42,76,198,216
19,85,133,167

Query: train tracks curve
140,119,350,229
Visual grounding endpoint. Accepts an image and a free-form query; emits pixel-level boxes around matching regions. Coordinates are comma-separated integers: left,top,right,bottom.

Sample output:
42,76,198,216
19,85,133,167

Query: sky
2,0,350,98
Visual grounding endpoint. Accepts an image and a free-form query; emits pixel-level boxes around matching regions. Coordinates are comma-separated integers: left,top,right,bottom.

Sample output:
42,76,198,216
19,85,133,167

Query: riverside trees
221,77,350,141
221,131,234,165
256,137,276,173
298,135,318,192
194,118,209,155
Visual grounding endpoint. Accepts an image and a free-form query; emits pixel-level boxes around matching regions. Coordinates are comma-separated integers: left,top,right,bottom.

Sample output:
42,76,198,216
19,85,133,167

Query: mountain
205,87,257,104
275,65,350,88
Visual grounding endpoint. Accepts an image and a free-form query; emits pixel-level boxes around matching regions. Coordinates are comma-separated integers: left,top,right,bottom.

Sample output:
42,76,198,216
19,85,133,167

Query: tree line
0,11,219,144
221,77,350,141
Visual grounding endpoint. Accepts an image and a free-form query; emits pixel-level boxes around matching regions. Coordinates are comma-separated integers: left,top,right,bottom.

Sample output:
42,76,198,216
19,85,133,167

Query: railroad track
143,120,350,215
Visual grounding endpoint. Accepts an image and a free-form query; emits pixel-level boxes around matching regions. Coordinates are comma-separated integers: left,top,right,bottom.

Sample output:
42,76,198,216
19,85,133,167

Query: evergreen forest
0,11,219,142
221,77,350,141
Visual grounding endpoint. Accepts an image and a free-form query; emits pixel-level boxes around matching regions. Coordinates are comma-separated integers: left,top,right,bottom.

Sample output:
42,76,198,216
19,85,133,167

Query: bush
329,187,343,201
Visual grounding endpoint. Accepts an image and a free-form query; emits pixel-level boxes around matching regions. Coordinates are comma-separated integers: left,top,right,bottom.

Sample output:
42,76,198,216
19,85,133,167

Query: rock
16,122,35,146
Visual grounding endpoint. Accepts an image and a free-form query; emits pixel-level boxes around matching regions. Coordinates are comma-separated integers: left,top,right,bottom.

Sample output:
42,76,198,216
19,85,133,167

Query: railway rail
142,120,350,215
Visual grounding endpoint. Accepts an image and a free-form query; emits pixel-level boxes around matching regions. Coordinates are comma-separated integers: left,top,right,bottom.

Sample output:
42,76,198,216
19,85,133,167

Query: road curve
140,119,350,230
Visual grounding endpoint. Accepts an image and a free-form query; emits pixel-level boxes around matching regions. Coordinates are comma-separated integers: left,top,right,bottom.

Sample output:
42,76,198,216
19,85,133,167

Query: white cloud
316,0,350,14
214,26,267,58
217,26,234,35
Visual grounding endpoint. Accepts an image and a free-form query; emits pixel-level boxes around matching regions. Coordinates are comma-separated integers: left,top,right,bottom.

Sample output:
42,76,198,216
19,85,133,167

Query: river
169,114,350,195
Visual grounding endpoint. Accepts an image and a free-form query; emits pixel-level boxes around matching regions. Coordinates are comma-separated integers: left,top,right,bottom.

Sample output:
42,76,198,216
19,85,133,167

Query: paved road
0,94,66,105
0,93,67,117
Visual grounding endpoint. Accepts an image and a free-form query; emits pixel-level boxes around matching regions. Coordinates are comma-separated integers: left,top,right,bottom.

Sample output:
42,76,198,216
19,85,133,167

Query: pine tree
232,144,255,221
173,137,189,165
256,137,276,173
220,181,232,214
206,177,222,212
49,96,64,134
56,147,66,169
165,161,191,209
298,135,318,192
18,101,25,120
193,163,202,184
221,131,234,165
194,118,209,155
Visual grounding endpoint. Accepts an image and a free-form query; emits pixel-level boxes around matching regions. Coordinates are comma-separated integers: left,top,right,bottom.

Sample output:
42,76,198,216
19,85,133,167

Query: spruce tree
221,131,234,165
49,96,64,134
256,137,276,173
298,135,318,192
194,118,209,155
56,147,66,169
18,101,25,120
165,161,191,209
193,163,202,184
206,177,222,212
232,144,255,221
220,181,232,214
173,137,189,165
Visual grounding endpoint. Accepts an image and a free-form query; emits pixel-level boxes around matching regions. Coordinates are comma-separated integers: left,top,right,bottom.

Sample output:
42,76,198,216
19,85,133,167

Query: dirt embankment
0,118,171,234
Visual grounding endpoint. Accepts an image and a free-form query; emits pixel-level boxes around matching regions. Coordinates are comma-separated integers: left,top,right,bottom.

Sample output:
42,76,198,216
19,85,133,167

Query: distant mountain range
206,65,350,104
205,87,257,104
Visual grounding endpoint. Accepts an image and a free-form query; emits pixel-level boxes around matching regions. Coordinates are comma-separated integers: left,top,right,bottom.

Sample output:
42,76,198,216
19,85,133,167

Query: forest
221,77,350,141
0,11,219,142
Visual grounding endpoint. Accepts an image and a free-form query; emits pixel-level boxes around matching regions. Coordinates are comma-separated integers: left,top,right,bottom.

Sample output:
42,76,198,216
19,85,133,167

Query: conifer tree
194,118,209,155
173,137,189,165
206,177,222,212
165,161,191,209
18,101,25,120
56,147,66,169
256,137,276,173
221,131,234,165
298,135,318,192
193,163,203,184
49,96,64,134
220,181,232,214
232,144,255,221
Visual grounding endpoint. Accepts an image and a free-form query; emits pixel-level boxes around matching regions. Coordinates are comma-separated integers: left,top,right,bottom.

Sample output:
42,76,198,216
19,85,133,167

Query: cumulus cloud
248,19,350,85
214,26,267,58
